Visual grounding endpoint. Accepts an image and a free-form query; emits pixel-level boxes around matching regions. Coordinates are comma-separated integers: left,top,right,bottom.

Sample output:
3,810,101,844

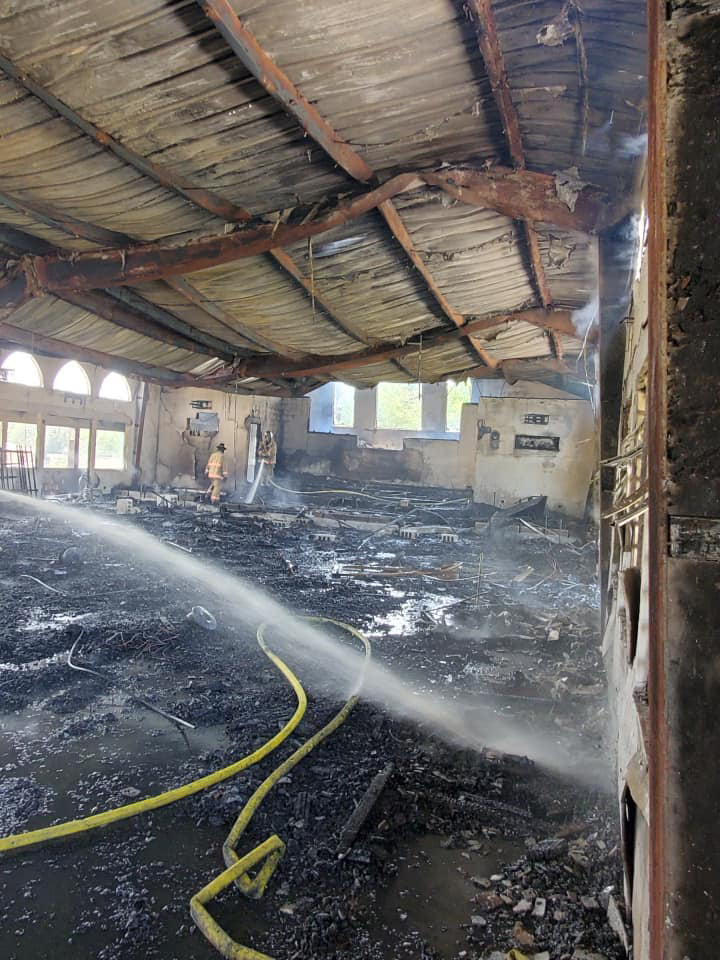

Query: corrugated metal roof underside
0,0,643,389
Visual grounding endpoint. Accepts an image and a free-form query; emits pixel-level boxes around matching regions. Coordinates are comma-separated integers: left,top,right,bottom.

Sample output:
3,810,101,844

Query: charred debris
1,477,627,960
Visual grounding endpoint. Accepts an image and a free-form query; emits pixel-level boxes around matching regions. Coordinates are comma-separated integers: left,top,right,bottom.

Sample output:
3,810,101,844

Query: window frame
98,371,132,402
93,425,126,471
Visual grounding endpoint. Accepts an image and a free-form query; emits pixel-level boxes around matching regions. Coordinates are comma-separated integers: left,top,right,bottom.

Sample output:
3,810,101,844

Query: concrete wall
146,385,282,497
279,393,476,489
471,395,597,516
0,351,138,494
281,389,596,513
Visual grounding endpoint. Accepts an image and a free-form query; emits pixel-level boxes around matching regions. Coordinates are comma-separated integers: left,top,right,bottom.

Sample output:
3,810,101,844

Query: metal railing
0,447,38,495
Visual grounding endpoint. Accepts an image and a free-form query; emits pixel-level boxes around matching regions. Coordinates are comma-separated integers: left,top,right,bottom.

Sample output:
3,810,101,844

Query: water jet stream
1,491,607,787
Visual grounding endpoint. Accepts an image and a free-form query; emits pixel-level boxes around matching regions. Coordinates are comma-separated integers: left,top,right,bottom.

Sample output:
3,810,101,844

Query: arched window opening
99,371,132,402
1,351,43,387
53,360,90,395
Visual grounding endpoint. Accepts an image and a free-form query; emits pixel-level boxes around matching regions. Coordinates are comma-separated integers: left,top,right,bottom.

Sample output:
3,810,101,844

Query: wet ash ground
0,493,627,960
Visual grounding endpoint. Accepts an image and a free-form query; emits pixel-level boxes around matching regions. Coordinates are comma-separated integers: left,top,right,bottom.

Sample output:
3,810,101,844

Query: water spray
0,491,607,786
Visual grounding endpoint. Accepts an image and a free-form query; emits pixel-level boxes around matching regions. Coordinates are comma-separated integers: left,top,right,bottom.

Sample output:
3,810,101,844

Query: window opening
99,372,131,401
44,425,74,468
376,382,422,431
333,382,355,428
446,379,472,432
1,352,43,387
94,428,125,470
53,361,90,395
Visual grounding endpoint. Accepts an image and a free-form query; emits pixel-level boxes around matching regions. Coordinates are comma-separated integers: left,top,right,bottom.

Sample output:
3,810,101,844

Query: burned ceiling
0,0,646,395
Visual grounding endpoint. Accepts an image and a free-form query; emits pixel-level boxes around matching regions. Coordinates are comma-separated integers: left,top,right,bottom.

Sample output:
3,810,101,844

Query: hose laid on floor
0,628,308,856
191,616,371,960
269,476,469,508
0,614,370,960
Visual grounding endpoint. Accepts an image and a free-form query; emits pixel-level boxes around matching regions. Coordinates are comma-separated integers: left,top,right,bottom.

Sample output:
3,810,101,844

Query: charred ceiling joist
0,0,637,391
0,170,612,307
0,52,405,366
196,0,499,369
466,0,559,357
222,308,591,380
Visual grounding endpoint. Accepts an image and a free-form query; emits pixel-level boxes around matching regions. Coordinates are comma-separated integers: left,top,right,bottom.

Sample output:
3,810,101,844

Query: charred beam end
337,763,394,855
423,168,612,233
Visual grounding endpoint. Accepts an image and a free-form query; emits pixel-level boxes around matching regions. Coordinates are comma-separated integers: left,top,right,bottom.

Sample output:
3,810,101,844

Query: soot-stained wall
280,389,596,516
143,386,282,496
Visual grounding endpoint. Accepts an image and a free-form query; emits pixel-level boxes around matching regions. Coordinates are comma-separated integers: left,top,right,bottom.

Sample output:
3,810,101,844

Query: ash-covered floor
0,482,627,960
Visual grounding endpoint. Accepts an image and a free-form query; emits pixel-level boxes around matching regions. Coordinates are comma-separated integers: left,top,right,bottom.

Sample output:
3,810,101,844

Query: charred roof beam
195,0,494,369
224,308,589,380
466,0,562,359
0,53,395,362
0,225,244,360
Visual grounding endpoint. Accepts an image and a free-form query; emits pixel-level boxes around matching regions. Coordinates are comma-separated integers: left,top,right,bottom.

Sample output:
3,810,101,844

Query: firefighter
257,430,277,484
205,442,228,504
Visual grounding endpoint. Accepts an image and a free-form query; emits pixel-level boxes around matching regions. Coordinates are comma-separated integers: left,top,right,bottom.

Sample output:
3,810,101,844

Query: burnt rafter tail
0,169,614,307
225,308,589,380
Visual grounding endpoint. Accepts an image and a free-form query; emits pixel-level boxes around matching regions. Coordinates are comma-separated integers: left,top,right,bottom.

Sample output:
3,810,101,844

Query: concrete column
355,386,376,431
421,383,446,433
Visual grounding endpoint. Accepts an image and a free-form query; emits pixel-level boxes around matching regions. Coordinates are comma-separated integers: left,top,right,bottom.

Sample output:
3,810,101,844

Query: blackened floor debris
0,482,628,960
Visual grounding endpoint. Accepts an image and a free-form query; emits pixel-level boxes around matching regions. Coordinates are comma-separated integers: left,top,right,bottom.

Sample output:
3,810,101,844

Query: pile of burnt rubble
0,496,627,960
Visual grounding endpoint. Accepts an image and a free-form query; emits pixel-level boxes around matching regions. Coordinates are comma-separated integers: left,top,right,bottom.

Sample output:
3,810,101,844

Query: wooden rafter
0,191,296,357
220,308,589,380
466,0,564,360
0,224,250,360
196,0,493,369
0,53,396,362
0,166,609,309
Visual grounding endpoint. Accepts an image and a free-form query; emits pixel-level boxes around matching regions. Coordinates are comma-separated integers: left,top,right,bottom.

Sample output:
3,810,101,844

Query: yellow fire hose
0,615,370,960
191,617,371,959
0,627,306,856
